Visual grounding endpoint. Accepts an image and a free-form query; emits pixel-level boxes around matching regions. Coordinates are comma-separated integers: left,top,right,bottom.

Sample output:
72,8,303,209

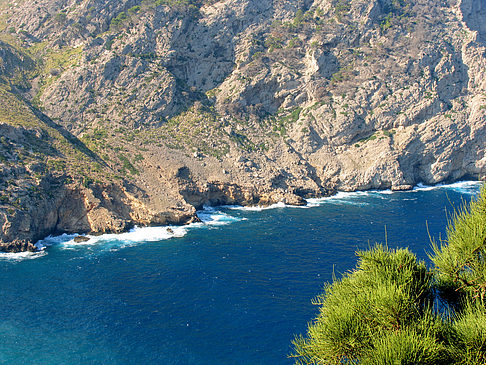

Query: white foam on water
307,181,482,206
59,225,189,250
413,183,439,192
0,235,65,261
0,250,47,261
228,190,391,210
27,206,244,254
197,206,244,225
302,200,320,207
413,181,482,194
226,201,288,211
441,181,482,195
306,191,378,206
37,233,77,248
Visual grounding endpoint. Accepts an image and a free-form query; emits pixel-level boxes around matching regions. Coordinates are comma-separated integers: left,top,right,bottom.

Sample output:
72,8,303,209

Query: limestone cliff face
0,177,199,252
0,0,484,251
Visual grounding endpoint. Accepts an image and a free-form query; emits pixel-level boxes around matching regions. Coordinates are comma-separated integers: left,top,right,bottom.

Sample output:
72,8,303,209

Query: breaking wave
0,250,47,261
305,181,482,207
2,207,244,260
306,190,391,206
226,202,288,211
413,181,482,194
56,207,244,251
197,206,245,224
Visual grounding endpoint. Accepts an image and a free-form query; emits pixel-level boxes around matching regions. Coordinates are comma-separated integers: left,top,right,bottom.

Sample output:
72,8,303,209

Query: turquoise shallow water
0,181,481,364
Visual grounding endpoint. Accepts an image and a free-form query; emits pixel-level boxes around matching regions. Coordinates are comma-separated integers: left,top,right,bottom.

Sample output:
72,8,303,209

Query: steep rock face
460,0,486,43
0,0,484,251
0,178,200,252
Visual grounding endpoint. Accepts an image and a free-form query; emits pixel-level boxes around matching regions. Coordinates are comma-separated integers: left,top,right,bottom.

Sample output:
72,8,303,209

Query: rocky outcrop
0,179,199,252
179,181,307,209
74,235,90,243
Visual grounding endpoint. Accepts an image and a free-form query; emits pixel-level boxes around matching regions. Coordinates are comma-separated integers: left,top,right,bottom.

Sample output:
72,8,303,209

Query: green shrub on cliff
293,186,486,364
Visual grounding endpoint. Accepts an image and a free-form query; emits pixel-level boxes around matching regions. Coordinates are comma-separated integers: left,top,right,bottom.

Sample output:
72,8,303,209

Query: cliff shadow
23,96,109,168
460,0,486,44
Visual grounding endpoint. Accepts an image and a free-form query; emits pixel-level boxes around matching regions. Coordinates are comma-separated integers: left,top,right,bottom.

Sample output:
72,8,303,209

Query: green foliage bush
450,300,486,364
118,154,139,175
431,189,486,303
293,186,486,364
110,12,127,29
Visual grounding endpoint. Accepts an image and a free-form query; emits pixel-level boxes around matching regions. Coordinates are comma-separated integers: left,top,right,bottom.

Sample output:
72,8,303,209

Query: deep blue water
0,181,481,364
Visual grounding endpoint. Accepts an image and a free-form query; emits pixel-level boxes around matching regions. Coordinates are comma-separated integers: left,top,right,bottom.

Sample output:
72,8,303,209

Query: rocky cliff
0,0,484,251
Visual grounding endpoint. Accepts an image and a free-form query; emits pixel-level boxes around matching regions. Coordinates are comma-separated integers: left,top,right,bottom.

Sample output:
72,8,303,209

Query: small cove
0,181,481,364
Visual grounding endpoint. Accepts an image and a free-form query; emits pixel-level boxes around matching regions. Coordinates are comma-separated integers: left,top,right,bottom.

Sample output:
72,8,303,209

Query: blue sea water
0,181,482,364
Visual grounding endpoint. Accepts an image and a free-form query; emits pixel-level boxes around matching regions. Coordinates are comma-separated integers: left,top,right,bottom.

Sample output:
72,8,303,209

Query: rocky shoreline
2,177,483,253
0,178,316,253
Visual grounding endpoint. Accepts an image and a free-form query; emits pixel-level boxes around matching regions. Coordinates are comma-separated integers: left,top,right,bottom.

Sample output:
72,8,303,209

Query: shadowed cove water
0,181,481,364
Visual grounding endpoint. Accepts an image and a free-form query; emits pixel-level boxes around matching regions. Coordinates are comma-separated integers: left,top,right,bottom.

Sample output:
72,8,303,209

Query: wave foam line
0,236,56,261
60,225,189,249
0,250,47,261
226,202,288,212
197,207,244,224
306,181,482,206
413,181,482,194
307,190,384,206
31,206,244,252
4,181,480,260
226,192,378,210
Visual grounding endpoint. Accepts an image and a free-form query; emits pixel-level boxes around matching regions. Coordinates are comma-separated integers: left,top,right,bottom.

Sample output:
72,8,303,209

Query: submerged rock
73,235,90,243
